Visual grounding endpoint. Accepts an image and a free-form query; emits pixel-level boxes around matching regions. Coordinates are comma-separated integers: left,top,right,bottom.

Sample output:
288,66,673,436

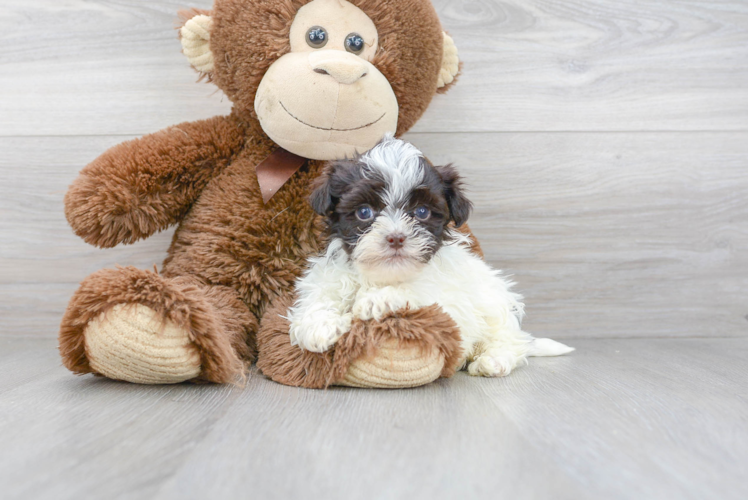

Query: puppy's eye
355,206,375,221
344,33,365,54
414,206,431,221
306,26,328,48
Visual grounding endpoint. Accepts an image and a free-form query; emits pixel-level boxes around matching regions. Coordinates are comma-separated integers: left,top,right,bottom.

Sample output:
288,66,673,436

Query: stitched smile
280,101,385,131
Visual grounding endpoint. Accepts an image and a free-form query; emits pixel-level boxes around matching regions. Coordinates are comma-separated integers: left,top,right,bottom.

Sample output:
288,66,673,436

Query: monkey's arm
64,114,246,248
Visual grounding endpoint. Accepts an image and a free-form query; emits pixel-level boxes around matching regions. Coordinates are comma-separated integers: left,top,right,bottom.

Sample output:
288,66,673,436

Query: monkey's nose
387,234,406,249
309,51,369,85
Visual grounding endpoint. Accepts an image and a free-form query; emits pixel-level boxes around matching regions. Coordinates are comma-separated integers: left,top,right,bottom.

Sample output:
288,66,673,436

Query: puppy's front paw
467,350,526,378
353,287,409,321
289,312,352,353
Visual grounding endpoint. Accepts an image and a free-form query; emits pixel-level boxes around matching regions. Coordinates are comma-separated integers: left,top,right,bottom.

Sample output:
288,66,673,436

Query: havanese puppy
288,136,573,377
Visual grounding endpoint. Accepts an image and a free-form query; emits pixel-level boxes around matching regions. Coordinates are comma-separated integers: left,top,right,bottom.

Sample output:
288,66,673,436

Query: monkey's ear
179,11,214,75
436,32,460,92
436,164,473,227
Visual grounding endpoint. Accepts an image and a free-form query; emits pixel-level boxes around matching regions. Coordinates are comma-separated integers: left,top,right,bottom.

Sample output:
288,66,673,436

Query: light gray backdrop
1,0,747,339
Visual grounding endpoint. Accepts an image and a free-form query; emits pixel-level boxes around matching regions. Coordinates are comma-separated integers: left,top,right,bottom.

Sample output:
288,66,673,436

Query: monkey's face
254,0,398,160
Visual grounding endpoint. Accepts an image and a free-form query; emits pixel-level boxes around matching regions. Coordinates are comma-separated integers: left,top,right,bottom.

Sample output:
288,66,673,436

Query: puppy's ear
310,166,335,216
436,164,473,227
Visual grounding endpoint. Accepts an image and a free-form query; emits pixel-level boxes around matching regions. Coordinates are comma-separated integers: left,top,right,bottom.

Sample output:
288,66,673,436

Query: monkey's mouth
280,101,386,132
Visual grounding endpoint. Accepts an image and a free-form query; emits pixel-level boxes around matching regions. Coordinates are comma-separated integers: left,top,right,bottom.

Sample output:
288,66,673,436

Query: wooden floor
0,336,746,500
1,0,747,498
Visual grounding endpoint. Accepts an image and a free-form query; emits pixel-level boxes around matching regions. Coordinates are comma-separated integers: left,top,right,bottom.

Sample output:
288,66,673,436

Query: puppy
288,136,573,377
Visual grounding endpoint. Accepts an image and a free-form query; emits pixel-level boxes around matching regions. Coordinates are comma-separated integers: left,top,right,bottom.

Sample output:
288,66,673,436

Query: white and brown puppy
288,136,573,377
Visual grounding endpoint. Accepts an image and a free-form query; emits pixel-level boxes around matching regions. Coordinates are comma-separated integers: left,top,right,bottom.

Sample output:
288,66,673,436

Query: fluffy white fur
289,235,573,377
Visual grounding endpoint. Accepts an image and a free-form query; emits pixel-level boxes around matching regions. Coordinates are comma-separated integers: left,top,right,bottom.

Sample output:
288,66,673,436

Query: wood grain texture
2,0,748,136
0,337,746,500
424,0,748,132
476,337,748,500
409,131,748,338
3,133,746,338
0,0,229,137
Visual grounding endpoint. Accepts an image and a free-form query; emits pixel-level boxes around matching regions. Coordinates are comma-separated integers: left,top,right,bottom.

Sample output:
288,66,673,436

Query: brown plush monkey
60,0,475,388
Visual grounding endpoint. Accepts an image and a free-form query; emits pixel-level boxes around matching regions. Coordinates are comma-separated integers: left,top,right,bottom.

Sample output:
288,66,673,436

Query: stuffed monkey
60,0,475,388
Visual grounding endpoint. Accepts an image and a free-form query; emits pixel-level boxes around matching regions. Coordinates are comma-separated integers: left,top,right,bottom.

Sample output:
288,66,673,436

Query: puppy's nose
309,51,369,85
387,233,406,249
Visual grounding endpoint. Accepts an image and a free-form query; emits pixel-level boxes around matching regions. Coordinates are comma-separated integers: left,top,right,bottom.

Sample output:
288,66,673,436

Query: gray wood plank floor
1,337,746,500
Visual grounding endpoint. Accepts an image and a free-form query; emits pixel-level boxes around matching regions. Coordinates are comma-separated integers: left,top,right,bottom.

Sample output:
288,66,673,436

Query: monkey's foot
59,267,254,385
84,303,201,384
337,337,445,388
257,296,463,389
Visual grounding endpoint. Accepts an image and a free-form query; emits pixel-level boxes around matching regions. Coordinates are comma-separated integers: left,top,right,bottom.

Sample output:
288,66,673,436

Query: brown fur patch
160,134,329,321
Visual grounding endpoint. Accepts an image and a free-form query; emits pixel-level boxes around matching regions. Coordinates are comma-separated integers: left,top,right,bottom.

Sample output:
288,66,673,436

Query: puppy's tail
527,337,575,357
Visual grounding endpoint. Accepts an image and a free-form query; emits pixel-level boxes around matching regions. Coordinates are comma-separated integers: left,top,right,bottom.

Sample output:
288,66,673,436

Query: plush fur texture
64,115,247,248
60,0,469,385
288,137,574,376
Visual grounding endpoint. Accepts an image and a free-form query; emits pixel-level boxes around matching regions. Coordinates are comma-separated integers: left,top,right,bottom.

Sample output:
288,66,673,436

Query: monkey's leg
59,267,256,384
257,294,463,389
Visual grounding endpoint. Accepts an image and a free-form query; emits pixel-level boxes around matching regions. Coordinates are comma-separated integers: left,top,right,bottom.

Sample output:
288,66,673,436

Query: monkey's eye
306,26,328,48
344,33,365,54
355,206,375,221
414,206,431,221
